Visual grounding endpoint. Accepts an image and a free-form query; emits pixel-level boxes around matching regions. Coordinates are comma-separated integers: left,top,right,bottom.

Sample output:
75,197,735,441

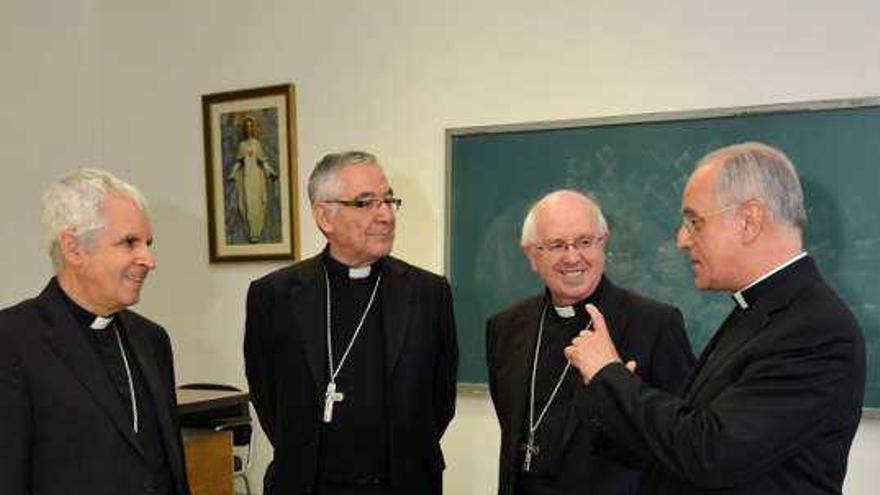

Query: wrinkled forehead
337,164,393,198
99,193,152,229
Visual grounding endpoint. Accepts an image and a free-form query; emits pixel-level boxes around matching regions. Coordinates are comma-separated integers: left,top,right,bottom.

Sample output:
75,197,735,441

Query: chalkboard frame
445,97,880,416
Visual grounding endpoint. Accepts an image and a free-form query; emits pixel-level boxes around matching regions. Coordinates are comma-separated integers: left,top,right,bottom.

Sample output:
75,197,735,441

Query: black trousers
315,481,392,495
515,476,558,495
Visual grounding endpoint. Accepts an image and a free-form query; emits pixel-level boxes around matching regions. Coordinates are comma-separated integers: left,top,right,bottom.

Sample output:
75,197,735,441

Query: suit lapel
601,280,630,357
381,258,413,380
121,313,179,467
685,256,820,401
37,283,146,458
681,306,739,396
686,306,770,400
290,257,327,386
506,297,544,468
299,255,413,387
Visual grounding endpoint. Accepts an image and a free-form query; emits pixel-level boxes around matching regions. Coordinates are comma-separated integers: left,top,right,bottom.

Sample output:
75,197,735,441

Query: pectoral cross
323,381,344,423
520,432,540,472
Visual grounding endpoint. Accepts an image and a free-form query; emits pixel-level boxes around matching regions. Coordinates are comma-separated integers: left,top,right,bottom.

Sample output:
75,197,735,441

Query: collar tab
349,265,372,279
553,305,576,318
90,315,114,330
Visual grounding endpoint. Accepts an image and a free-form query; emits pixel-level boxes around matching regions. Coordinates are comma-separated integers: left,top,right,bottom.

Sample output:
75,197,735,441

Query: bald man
486,190,695,495
565,143,865,494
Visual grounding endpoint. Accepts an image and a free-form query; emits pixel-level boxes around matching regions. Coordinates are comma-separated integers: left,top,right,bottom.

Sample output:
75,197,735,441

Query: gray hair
520,189,609,246
41,168,149,269
307,150,380,204
697,142,807,231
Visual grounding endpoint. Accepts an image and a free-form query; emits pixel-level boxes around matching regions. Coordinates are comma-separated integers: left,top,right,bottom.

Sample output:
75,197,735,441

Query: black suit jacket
244,254,458,495
0,280,190,495
487,277,695,495
583,257,866,494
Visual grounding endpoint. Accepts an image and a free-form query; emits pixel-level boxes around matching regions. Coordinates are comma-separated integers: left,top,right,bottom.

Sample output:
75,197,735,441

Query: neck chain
322,267,382,423
522,302,591,471
112,322,139,433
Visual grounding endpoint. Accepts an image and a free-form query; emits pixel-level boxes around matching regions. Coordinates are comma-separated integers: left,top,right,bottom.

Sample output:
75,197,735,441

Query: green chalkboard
446,99,880,408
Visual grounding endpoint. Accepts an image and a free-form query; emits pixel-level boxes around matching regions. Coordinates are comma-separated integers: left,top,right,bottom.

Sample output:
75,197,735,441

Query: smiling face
676,163,743,291
524,193,607,306
314,164,396,267
60,193,156,315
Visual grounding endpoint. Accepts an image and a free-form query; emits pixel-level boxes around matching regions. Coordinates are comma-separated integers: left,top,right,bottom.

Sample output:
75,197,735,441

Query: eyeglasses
322,197,403,211
534,235,606,255
681,204,739,235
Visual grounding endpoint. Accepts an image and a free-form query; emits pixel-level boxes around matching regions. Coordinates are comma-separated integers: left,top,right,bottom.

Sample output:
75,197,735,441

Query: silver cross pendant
322,381,345,423
521,433,540,472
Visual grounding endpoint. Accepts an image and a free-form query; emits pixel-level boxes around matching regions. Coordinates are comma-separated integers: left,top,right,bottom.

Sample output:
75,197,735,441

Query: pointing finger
585,304,609,335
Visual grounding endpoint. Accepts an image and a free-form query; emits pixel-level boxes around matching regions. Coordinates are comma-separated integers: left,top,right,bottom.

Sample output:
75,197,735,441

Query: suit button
143,480,156,493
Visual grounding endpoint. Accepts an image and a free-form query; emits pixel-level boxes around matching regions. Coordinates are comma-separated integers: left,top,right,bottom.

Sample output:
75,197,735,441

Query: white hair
41,168,149,269
697,141,807,231
308,150,380,204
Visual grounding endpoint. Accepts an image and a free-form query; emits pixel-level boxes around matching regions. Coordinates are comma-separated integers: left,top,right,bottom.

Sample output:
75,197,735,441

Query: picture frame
202,83,299,262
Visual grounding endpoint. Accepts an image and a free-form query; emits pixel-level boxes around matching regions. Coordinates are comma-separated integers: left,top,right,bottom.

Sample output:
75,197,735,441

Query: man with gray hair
0,169,190,495
486,189,694,495
245,151,458,495
565,142,866,493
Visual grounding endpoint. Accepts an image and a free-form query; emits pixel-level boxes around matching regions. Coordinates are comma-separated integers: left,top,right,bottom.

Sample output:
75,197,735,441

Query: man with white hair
0,169,190,495
486,189,694,495
245,151,458,495
565,142,866,493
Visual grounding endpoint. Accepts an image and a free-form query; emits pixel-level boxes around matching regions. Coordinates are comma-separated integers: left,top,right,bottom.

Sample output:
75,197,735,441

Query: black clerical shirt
56,278,173,495
518,278,607,487
317,253,390,485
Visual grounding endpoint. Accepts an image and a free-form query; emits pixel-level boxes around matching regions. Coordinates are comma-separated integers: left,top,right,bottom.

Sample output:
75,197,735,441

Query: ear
312,203,334,235
522,245,540,272
740,200,764,244
57,230,84,267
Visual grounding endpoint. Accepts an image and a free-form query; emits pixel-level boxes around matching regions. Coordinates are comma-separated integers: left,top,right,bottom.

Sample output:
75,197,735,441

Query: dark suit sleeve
155,328,181,416
432,278,458,441
585,305,695,470
155,327,191,495
583,317,861,489
485,317,497,412
0,339,30,494
243,280,278,445
485,315,505,424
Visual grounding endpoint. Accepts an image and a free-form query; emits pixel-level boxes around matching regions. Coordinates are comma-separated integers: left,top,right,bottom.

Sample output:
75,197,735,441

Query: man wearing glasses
244,151,458,495
486,190,695,495
564,142,865,494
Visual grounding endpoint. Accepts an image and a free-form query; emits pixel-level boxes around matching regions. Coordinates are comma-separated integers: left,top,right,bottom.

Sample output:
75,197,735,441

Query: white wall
0,0,101,303
2,1,879,493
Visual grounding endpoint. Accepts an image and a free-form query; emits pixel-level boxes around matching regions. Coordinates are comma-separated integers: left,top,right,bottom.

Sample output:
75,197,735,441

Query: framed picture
202,83,299,262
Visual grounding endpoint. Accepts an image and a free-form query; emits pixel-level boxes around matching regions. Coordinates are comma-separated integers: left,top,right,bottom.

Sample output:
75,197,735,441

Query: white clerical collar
349,265,372,279
732,251,807,309
90,315,115,330
553,305,576,318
